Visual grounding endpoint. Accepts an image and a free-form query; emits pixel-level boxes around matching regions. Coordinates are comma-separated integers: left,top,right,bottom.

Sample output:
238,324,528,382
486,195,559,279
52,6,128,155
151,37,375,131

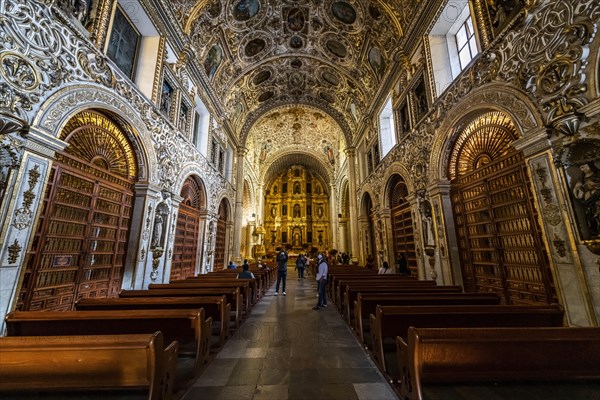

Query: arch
381,162,415,209
241,100,353,148
20,110,139,311
261,148,334,189
171,174,206,281
430,83,544,183
214,197,232,269
33,84,156,184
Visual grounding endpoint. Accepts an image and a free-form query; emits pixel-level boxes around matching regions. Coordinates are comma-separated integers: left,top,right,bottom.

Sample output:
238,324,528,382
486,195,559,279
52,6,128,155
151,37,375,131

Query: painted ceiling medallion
233,0,260,22
331,1,357,24
287,8,305,32
326,39,347,58
290,59,303,69
322,70,340,86
289,35,303,49
258,91,274,102
320,92,336,104
368,47,385,76
253,70,271,85
245,38,266,57
204,45,222,79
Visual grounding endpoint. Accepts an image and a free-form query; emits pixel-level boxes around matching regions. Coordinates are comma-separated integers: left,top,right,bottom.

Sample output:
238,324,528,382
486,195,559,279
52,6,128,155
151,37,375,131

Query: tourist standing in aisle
313,253,329,309
295,254,306,280
275,248,288,295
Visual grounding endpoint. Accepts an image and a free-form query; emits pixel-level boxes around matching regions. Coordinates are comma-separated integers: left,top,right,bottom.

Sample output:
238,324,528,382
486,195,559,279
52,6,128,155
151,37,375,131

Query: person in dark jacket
295,254,306,280
274,249,288,296
313,253,329,309
237,260,255,279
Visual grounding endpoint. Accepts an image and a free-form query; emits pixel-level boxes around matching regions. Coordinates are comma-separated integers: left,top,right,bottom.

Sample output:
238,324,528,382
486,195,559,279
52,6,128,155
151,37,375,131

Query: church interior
0,0,599,399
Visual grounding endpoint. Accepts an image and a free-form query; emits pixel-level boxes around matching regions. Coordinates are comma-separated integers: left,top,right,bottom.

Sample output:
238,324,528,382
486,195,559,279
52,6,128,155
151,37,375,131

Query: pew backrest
0,332,178,400
403,327,600,400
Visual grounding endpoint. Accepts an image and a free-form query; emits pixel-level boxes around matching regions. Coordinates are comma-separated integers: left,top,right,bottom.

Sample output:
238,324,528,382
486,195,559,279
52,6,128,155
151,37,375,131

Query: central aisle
182,269,398,400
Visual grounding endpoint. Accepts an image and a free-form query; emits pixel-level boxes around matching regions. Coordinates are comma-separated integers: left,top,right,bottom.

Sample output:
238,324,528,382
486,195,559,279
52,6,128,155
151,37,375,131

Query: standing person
313,253,329,310
295,254,306,280
237,260,255,279
378,261,393,275
397,253,410,276
274,248,288,296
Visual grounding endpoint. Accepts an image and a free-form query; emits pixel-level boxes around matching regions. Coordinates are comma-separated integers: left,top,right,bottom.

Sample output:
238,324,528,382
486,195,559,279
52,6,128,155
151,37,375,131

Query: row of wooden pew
0,265,276,399
326,265,600,400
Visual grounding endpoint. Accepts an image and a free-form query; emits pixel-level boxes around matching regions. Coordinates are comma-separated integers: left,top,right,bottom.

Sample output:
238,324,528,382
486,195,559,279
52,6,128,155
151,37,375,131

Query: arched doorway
388,174,417,276
19,110,138,311
171,175,206,281
214,199,229,269
449,111,555,304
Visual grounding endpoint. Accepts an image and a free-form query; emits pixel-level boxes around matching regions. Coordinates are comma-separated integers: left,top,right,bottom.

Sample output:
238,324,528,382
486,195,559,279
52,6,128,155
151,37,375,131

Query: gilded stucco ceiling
170,0,421,144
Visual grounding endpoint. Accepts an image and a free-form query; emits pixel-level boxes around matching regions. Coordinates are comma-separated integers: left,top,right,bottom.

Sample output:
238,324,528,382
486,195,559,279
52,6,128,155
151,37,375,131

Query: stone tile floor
181,273,398,400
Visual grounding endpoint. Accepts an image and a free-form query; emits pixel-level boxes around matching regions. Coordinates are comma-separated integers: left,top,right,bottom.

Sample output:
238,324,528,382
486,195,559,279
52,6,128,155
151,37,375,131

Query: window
428,1,479,98
179,101,190,133
218,149,225,174
378,96,396,157
456,16,478,70
107,6,140,79
210,139,217,165
160,80,173,117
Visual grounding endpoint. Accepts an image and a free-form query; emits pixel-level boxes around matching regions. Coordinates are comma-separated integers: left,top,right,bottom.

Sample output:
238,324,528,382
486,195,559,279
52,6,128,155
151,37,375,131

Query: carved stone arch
260,148,334,189
177,173,207,210
381,162,415,209
430,83,544,182
33,84,156,183
240,100,353,147
359,189,376,218
173,164,209,207
242,177,256,219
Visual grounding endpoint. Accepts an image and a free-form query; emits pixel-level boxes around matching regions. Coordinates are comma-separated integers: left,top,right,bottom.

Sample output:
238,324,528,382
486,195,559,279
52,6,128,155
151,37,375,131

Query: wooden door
19,111,137,311
389,176,417,276
214,200,228,269
450,112,555,305
170,177,204,281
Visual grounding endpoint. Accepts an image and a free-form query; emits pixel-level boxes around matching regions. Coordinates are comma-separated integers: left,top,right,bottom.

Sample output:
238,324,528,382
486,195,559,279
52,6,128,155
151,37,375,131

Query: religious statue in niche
293,232,301,248
414,79,428,120
293,182,301,194
324,145,335,165
420,198,435,248
259,142,269,163
160,81,173,116
317,205,324,218
270,205,277,218
151,214,164,248
293,204,301,218
571,160,600,239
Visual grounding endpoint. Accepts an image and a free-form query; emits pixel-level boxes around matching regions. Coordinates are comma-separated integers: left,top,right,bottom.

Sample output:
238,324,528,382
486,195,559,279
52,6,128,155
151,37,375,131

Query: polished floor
181,270,399,400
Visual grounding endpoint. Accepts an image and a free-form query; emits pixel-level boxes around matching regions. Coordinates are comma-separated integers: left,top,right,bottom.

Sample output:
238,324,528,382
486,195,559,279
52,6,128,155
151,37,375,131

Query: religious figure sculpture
151,214,163,248
573,162,600,238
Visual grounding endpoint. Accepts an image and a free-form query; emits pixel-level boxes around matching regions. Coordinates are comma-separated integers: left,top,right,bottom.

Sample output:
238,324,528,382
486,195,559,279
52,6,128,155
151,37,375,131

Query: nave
182,273,398,400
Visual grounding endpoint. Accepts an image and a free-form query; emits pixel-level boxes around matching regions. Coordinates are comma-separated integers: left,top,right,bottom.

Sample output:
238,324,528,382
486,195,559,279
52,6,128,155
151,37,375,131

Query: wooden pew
329,273,413,299
178,275,261,304
398,327,600,400
335,279,439,309
76,296,230,347
353,292,501,344
5,309,209,381
341,285,463,323
369,304,564,392
206,270,268,298
121,288,243,328
0,332,177,400
149,281,252,317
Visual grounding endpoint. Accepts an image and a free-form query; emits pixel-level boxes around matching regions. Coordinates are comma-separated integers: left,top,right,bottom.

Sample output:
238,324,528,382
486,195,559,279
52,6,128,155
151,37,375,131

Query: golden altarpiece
263,165,331,254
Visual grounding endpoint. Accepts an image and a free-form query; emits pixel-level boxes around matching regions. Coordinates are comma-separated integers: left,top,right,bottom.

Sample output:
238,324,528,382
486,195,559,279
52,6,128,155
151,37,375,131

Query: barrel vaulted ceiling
170,0,423,147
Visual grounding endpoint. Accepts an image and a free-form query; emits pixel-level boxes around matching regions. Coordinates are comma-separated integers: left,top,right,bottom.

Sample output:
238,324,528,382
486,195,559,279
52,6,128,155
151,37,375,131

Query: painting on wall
233,0,260,22
483,0,524,37
204,45,223,80
368,47,385,78
563,141,600,244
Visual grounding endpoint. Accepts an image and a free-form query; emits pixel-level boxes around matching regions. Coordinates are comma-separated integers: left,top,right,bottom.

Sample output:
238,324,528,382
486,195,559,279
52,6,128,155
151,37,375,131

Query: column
232,147,247,263
329,183,338,249
345,148,360,261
